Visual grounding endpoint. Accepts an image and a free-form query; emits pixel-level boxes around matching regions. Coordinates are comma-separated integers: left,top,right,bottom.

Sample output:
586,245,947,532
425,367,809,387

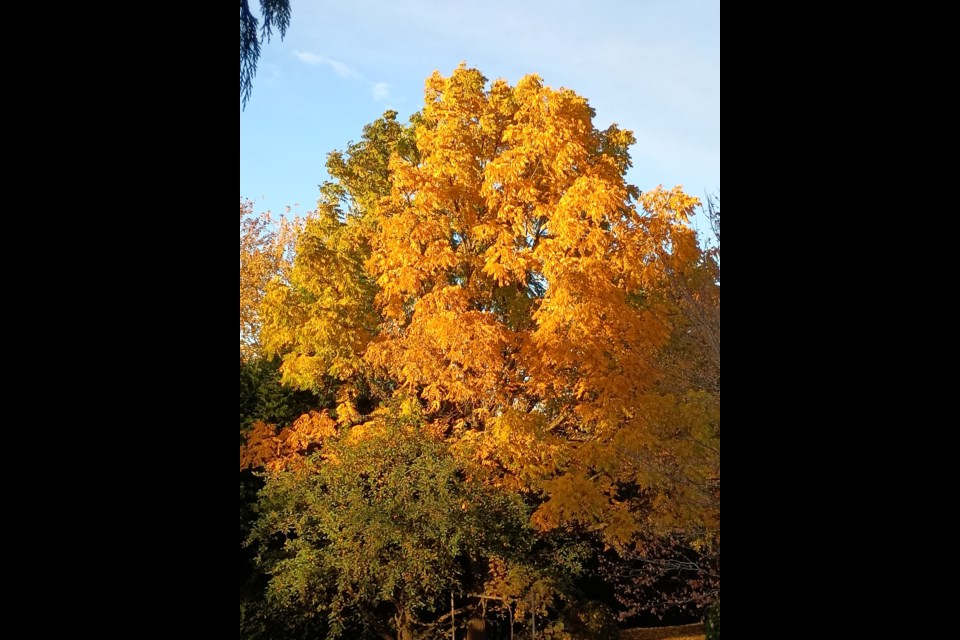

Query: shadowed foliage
240,0,292,106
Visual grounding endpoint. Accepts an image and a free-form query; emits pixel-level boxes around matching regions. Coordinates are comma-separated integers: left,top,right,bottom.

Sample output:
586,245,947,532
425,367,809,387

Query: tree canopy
240,65,720,639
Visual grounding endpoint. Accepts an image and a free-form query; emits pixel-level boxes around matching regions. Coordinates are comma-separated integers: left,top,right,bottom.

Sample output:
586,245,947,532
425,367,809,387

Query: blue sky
240,0,719,220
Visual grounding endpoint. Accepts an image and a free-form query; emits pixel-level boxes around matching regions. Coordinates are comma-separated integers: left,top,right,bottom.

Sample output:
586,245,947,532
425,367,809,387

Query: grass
620,622,705,640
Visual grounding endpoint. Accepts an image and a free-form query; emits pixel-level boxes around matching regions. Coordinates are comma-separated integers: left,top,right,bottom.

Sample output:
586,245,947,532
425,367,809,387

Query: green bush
705,600,720,640
561,600,620,640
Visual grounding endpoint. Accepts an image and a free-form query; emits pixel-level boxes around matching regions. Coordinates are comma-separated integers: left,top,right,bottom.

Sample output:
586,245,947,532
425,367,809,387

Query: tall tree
264,65,706,541
240,0,292,107
256,65,720,630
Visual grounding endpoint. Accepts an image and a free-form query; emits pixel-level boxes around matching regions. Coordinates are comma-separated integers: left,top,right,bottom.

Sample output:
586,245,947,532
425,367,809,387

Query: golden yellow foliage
239,410,337,472
259,66,718,546
240,200,297,360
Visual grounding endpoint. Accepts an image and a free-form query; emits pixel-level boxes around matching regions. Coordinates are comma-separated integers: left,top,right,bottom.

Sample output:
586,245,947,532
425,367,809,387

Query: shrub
704,601,720,640
562,600,620,640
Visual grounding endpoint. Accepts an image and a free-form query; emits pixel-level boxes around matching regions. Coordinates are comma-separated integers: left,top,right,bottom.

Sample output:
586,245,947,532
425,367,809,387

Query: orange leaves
531,469,638,549
454,408,566,490
370,206,458,321
639,186,700,225
251,67,716,550
367,286,512,411
239,411,337,473
286,410,338,450
481,239,533,288
240,201,298,359
532,471,609,528
626,186,702,286
239,420,283,471
365,67,677,427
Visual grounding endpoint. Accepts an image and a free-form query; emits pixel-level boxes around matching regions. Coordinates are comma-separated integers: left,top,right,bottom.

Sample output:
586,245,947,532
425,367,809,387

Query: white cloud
294,51,395,104
370,82,391,102
293,50,390,102
293,50,323,64
293,51,360,80
286,0,719,192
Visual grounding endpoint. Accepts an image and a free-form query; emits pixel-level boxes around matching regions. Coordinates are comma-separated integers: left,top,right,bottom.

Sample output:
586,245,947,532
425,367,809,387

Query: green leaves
250,403,532,637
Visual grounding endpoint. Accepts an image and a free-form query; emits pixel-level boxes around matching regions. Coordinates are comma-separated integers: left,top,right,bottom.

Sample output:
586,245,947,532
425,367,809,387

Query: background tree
261,110,418,414
593,194,719,623
240,0,292,106
240,356,328,640
240,200,296,360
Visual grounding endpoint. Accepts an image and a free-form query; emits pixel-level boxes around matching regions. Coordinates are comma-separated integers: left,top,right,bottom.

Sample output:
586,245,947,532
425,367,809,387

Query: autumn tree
257,64,719,629
260,110,418,414
601,194,720,620
240,200,296,360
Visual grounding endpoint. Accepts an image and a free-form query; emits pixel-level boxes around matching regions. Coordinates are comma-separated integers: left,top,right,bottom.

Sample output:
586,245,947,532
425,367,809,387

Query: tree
240,200,296,360
249,402,532,640
260,110,416,409
240,0,292,107
240,356,328,640
600,195,720,621
265,64,705,536
257,65,720,629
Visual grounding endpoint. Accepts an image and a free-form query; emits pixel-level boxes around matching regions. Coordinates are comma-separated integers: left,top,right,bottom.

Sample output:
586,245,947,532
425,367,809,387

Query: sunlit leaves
240,200,297,360
240,410,337,472
257,64,717,553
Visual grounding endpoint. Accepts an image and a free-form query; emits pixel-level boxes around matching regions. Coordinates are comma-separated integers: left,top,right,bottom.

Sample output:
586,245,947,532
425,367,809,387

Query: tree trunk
466,598,487,640
466,617,486,640
396,608,416,640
